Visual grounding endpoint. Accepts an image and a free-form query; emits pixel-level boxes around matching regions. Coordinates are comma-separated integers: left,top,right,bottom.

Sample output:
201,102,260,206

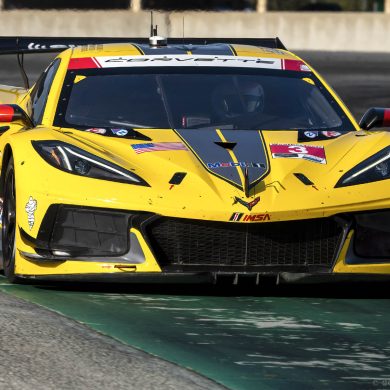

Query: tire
2,156,18,282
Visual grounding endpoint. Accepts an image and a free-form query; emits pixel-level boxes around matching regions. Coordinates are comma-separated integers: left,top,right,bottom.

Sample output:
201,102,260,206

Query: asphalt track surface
0,51,389,390
0,289,223,390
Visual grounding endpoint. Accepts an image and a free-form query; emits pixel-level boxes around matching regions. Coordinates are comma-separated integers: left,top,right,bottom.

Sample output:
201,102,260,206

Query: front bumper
19,203,346,267
16,204,390,280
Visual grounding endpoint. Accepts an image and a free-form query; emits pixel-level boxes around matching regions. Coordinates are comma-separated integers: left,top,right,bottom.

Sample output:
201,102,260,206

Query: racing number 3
288,145,308,154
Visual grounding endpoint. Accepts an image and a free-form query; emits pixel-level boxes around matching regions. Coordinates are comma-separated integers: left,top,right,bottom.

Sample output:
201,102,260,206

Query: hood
46,127,390,220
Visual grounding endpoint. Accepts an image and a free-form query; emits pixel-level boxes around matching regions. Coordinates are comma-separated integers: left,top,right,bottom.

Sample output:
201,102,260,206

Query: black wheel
2,156,17,282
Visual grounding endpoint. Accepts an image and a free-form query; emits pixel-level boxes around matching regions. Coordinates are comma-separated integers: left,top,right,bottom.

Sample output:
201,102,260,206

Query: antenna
150,11,158,36
150,11,154,37
182,16,185,42
148,10,167,47
17,53,29,89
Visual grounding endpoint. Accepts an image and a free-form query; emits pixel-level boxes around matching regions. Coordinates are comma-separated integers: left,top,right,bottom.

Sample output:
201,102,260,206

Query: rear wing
2,36,287,88
0,36,287,54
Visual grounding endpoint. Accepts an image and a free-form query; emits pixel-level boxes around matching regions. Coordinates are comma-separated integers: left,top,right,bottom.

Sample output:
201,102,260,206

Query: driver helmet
240,81,265,113
212,81,265,119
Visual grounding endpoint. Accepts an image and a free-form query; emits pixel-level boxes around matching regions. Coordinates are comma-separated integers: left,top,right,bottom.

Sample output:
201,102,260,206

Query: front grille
146,217,343,268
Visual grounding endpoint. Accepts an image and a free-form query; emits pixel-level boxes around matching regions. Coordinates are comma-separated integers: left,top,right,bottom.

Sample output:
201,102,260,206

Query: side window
30,58,61,125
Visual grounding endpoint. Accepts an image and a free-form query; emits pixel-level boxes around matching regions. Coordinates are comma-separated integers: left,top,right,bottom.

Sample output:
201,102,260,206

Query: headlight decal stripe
336,146,390,187
63,147,139,182
32,140,149,186
342,152,390,184
57,146,72,171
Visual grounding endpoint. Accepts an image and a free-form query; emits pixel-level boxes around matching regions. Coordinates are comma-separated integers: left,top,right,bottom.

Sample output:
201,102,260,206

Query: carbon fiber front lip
16,272,390,285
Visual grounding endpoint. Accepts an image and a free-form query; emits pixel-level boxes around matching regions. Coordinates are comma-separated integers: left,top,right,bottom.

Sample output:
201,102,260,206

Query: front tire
2,156,17,282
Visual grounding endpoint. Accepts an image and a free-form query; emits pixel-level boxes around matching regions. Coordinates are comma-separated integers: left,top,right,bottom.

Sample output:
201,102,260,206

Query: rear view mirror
0,104,33,128
359,107,390,130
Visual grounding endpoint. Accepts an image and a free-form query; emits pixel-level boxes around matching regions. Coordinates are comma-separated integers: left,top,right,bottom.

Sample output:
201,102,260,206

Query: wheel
2,156,18,282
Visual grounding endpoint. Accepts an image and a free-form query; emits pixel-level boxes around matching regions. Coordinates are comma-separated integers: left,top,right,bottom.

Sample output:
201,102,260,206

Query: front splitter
16,271,390,285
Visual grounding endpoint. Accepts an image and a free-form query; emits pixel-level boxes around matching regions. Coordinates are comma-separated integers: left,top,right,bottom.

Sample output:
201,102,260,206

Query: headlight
335,146,390,187
32,141,149,186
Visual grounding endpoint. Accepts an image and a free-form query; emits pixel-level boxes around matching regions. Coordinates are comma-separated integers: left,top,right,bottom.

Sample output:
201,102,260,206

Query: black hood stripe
219,129,270,190
175,129,242,190
215,129,246,188
175,129,270,194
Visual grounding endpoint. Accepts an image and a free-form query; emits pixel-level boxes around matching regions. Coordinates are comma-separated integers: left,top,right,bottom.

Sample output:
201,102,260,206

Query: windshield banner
68,56,310,71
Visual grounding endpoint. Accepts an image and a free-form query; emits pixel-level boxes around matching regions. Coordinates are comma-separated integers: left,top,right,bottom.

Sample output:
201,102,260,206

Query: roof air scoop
149,12,167,47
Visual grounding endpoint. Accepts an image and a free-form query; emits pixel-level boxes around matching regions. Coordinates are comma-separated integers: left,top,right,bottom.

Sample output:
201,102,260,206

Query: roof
70,42,298,61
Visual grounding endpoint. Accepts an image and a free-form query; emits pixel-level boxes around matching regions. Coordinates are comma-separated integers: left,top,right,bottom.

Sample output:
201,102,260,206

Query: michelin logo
25,196,37,230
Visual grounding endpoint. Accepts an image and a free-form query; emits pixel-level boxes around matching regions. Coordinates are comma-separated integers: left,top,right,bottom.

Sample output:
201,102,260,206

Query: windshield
54,67,354,131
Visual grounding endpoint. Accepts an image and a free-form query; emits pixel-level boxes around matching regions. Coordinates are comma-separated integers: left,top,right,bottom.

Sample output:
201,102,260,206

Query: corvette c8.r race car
0,35,389,284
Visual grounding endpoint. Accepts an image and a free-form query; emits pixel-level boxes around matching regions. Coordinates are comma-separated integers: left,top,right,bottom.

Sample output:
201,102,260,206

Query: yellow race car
0,35,389,284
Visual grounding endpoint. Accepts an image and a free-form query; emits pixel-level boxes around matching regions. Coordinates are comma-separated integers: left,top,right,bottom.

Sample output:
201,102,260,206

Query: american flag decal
131,142,188,154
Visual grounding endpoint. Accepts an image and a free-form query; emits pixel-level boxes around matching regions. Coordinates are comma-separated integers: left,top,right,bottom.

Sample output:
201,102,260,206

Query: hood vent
214,141,237,150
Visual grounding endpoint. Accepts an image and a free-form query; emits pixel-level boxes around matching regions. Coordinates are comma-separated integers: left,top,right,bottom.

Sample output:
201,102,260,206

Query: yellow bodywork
0,43,388,280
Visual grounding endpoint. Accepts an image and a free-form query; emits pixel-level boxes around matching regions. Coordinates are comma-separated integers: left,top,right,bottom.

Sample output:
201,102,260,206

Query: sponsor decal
230,212,244,222
68,55,311,72
304,131,318,139
69,55,277,69
207,162,265,169
28,42,76,51
322,131,342,138
229,212,271,222
233,196,260,211
101,264,114,269
25,196,37,230
85,128,106,134
111,128,128,136
270,143,326,164
131,142,188,154
258,47,287,56
298,130,343,142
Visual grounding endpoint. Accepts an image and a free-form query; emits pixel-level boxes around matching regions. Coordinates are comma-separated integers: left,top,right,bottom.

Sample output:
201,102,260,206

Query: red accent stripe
68,57,99,70
0,105,14,122
383,109,390,126
283,59,305,72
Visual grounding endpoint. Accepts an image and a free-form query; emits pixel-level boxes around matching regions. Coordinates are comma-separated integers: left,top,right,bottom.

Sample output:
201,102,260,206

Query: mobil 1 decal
270,143,326,164
175,129,269,190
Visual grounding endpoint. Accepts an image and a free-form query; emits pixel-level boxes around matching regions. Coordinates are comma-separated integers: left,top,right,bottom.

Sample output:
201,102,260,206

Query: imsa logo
229,212,271,222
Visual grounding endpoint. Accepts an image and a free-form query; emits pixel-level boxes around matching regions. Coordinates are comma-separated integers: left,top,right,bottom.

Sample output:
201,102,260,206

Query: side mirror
359,107,390,130
0,104,33,128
